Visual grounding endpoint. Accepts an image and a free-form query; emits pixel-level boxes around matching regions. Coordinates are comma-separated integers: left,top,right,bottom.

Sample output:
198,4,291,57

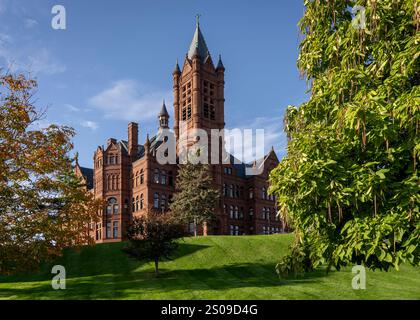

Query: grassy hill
0,234,418,300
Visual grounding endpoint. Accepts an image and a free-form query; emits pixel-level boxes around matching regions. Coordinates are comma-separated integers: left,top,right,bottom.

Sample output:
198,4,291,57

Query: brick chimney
128,122,138,157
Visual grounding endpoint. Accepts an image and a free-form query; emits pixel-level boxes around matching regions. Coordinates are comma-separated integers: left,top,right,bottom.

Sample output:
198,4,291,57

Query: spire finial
196,14,201,27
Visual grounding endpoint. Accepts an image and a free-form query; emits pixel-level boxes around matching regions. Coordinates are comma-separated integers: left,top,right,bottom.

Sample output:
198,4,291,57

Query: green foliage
170,162,220,236
0,72,101,274
124,214,185,275
270,0,420,276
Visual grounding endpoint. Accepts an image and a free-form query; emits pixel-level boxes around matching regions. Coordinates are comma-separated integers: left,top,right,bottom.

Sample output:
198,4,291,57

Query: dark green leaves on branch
270,0,420,276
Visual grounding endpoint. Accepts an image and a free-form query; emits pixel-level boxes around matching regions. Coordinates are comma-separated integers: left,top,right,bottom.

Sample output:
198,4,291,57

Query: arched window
223,184,228,197
267,208,270,221
160,170,167,185
154,169,160,184
249,188,254,199
229,205,234,219
140,194,144,210
223,204,227,214
140,169,144,184
132,197,135,212
135,196,139,212
262,187,266,200
154,193,159,208
107,197,118,215
234,206,239,219
262,207,266,220
249,207,254,216
135,172,139,187
229,185,234,198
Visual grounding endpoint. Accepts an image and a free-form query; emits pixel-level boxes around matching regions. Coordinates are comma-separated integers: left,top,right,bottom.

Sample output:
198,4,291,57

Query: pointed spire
158,100,169,117
187,15,210,62
173,59,181,74
145,134,150,148
216,54,225,71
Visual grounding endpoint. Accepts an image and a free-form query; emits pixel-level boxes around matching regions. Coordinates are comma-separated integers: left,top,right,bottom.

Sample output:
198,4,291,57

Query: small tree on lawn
170,161,219,237
124,214,185,275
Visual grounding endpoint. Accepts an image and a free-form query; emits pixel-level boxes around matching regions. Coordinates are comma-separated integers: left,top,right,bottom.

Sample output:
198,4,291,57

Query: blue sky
0,0,309,167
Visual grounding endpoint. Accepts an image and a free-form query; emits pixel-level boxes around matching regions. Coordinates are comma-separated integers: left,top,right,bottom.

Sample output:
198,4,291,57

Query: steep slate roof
187,20,210,63
79,167,94,190
158,101,169,117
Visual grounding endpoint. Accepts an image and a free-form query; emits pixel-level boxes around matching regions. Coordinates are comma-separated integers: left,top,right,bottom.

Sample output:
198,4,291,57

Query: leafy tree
0,72,102,274
124,214,185,275
170,162,219,236
270,0,419,276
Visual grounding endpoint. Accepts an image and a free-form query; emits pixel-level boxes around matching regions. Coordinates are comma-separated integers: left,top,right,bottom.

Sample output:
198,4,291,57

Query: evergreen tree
270,0,419,276
170,162,219,236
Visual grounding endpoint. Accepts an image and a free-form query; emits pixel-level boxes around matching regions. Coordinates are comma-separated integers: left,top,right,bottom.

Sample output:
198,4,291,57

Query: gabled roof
187,21,210,63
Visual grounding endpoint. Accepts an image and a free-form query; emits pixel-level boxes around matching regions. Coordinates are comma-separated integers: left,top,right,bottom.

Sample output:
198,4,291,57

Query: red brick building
76,21,284,243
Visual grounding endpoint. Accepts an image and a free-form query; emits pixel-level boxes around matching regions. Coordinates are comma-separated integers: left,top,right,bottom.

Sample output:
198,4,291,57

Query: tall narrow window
154,193,159,209
154,169,160,184
140,194,144,210
140,169,144,184
135,196,139,211
160,170,167,185
106,222,111,239
161,194,166,211
113,221,119,239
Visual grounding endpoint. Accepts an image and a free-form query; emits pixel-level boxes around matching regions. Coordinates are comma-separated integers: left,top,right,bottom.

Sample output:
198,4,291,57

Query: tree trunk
203,221,208,236
154,258,159,275
194,218,197,237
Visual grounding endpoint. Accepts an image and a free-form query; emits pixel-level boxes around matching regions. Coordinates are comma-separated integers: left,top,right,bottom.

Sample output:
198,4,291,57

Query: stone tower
173,17,226,159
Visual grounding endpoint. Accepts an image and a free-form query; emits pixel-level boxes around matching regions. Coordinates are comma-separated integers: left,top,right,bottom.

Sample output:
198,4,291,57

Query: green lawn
0,234,418,300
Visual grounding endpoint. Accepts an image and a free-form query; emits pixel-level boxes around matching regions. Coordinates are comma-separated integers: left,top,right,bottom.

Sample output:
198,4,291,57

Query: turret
158,100,169,129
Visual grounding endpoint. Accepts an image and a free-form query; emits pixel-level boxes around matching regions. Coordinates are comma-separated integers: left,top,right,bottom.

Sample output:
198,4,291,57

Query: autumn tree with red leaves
0,72,102,274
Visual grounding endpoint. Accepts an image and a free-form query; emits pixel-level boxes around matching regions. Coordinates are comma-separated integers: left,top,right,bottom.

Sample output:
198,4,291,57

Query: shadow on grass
0,261,332,300
0,242,210,283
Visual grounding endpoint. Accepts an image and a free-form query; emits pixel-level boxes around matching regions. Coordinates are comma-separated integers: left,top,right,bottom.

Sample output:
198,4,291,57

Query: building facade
76,21,283,243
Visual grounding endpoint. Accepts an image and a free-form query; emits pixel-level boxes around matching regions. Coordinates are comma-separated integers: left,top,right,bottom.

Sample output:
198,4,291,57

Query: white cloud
226,116,286,163
24,18,38,29
81,120,98,130
0,34,65,76
64,104,80,112
88,80,171,122
27,48,66,75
